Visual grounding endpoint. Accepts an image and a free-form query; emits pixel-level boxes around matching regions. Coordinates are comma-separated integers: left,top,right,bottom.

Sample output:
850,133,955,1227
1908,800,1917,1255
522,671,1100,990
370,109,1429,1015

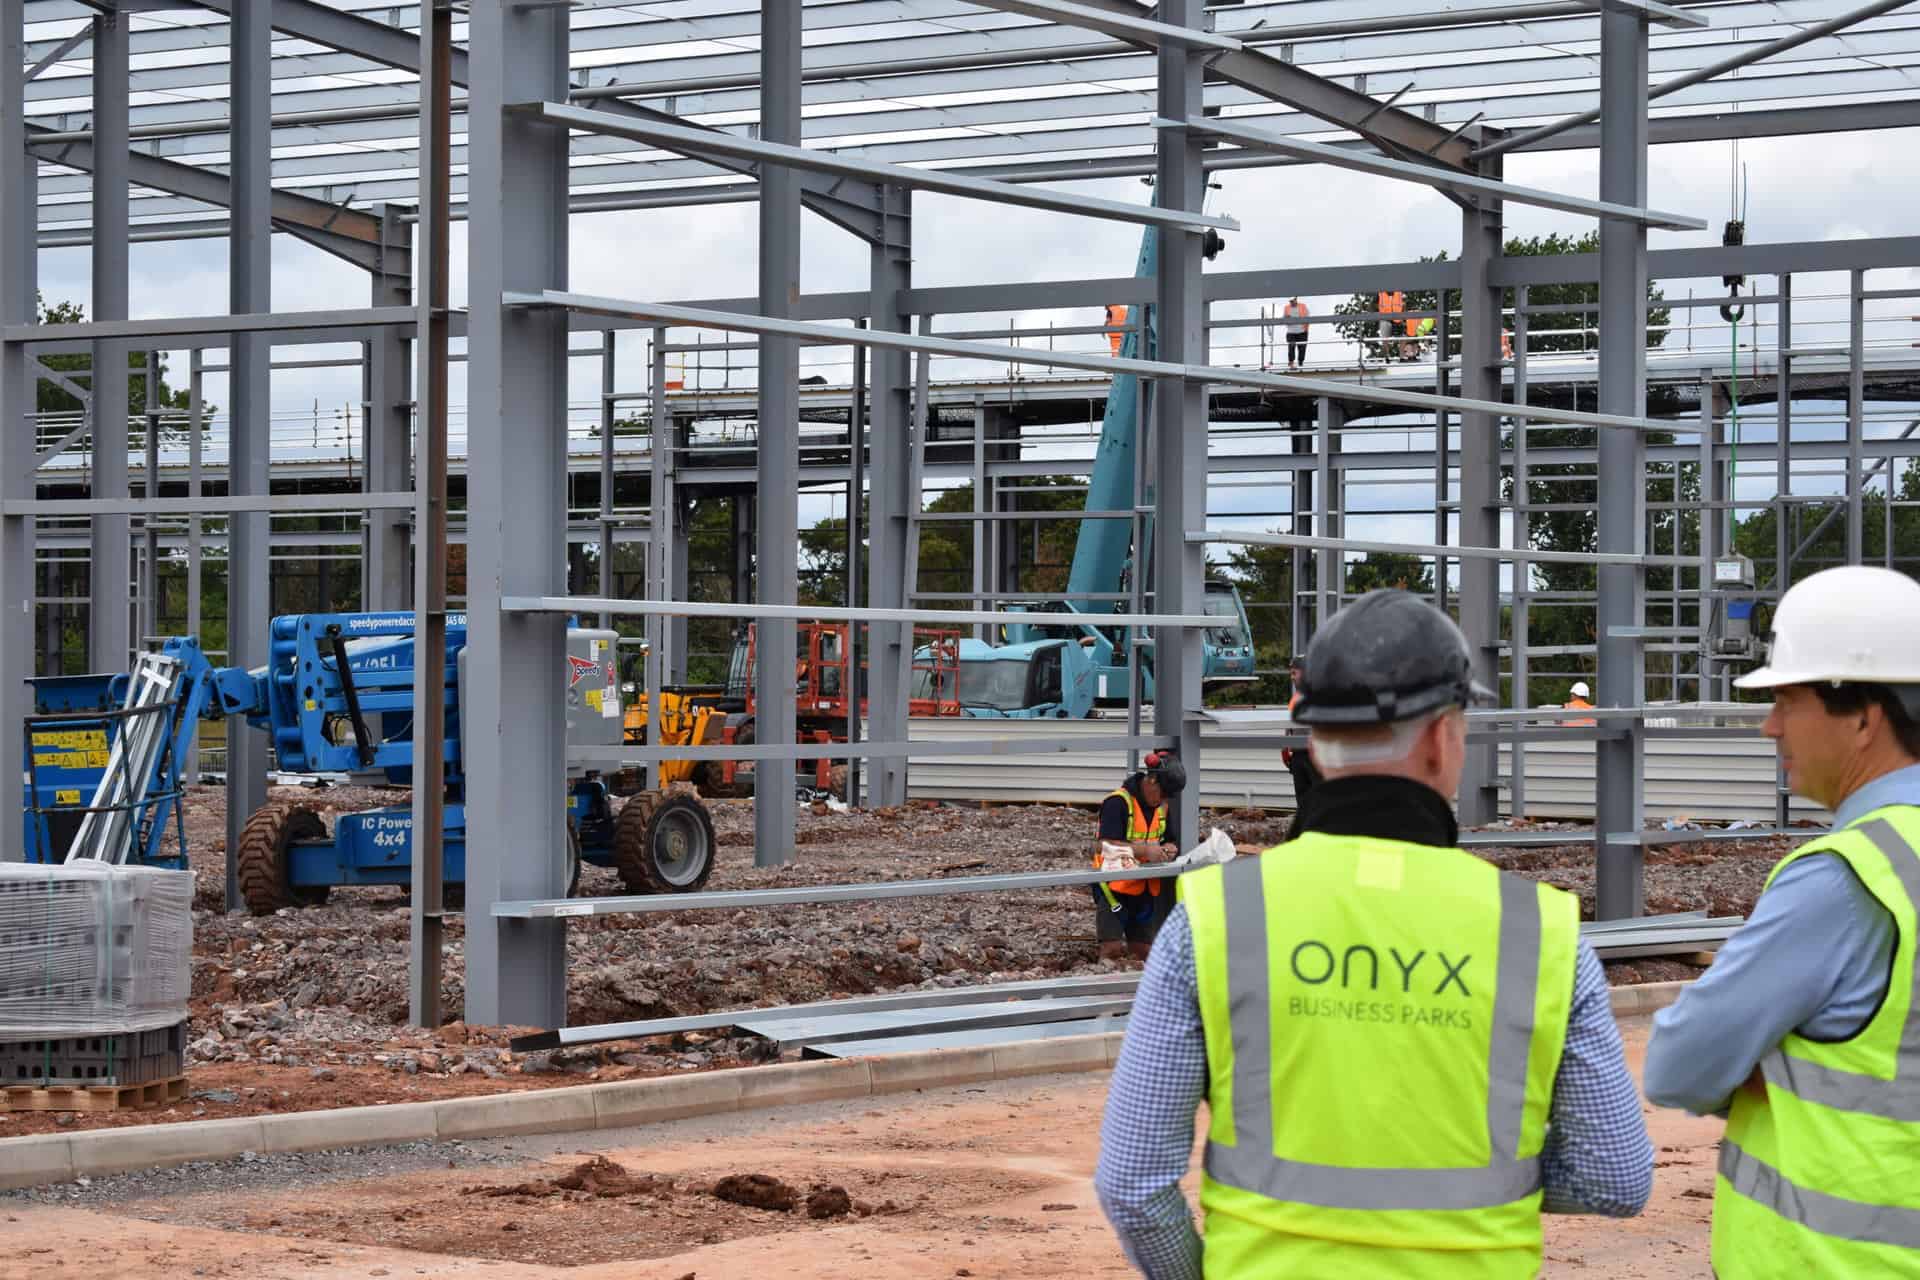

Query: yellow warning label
55,789,81,806
34,750,109,769
585,688,604,714
30,729,107,752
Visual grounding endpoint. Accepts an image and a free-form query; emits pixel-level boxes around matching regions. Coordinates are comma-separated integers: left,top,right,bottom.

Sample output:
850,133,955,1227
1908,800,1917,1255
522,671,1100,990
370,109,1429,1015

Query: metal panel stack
0,859,192,1095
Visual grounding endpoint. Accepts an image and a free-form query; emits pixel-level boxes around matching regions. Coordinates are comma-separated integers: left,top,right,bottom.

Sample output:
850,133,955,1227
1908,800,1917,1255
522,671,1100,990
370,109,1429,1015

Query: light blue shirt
1643,762,1920,1116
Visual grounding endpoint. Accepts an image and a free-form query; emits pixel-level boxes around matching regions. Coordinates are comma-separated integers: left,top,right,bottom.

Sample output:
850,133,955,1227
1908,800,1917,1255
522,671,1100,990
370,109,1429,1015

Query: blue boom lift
22,612,716,915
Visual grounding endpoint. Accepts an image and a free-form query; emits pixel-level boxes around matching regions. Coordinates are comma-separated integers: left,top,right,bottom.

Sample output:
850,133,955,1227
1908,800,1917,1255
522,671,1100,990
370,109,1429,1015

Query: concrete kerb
0,1034,1110,1192
0,988,1698,1192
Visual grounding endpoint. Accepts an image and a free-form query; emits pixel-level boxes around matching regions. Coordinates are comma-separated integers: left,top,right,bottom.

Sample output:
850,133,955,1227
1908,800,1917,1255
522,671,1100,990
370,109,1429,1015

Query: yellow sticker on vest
1354,848,1404,891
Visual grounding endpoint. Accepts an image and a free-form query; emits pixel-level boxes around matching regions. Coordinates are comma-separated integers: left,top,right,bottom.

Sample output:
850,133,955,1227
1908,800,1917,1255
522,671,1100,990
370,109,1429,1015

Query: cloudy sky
32,115,1920,548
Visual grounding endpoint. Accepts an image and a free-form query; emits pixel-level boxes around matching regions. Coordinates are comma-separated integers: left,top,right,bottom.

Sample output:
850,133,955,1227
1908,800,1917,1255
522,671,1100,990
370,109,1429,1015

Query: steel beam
191,0,471,86
965,0,1242,51
88,6,130,674
1595,7,1650,921
1154,0,1207,849
866,184,914,808
506,291,1687,435
365,204,412,612
753,0,802,869
508,100,1238,237
503,596,1216,630
408,0,453,1032
1456,149,1504,826
1198,530,1696,570
461,0,571,1028
224,0,272,914
0,0,33,862
1164,116,1704,230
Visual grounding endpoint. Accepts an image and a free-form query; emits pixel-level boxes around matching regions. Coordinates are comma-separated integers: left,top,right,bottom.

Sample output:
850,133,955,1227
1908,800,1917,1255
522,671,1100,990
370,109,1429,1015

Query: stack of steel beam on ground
1582,910,1744,961
521,911,1745,1058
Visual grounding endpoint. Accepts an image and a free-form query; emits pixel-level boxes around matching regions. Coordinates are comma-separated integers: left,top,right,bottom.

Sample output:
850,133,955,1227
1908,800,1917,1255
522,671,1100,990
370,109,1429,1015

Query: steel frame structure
5,1,1920,1028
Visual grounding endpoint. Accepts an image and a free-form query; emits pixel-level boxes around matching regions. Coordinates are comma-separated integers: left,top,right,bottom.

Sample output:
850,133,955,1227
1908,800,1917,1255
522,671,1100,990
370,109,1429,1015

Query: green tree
35,296,201,442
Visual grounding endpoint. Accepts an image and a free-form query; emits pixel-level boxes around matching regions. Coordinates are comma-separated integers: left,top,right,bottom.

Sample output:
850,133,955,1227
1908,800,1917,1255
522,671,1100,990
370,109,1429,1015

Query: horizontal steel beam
1583,0,1711,27
566,732,1173,767
1195,529,1701,569
492,863,1189,919
966,0,1242,51
504,593,1216,629
510,100,1238,236
1166,116,1706,230
2,306,416,345
505,289,1683,433
190,0,471,85
1,492,416,517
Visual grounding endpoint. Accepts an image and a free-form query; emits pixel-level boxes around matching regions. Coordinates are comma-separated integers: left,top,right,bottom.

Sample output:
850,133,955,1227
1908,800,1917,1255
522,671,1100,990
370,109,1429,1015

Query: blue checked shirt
1094,904,1652,1278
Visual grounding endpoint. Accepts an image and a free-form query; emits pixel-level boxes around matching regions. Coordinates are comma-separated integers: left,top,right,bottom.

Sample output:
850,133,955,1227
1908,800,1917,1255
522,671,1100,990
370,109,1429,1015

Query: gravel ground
1,782,1797,1136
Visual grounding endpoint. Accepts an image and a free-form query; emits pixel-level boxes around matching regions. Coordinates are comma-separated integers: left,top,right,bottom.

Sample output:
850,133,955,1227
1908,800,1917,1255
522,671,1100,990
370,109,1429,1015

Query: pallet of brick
0,1076,186,1114
0,859,192,1101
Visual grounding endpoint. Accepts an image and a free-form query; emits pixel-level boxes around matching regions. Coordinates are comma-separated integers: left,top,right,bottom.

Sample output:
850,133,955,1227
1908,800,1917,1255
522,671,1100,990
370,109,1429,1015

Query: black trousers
1287,334,1308,365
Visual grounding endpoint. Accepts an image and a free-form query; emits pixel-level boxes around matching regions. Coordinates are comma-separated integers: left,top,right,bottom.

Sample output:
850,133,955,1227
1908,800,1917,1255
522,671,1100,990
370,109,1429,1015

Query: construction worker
1282,296,1310,369
1106,304,1129,358
1414,314,1437,361
1092,750,1185,962
1565,679,1596,727
1376,289,1404,362
1644,565,1920,1277
1282,659,1320,805
1096,590,1651,1277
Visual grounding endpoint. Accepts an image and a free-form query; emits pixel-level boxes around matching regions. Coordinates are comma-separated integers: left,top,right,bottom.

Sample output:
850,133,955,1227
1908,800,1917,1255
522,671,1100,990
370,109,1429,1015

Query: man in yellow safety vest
1092,750,1186,962
1646,565,1920,1277
1096,589,1651,1277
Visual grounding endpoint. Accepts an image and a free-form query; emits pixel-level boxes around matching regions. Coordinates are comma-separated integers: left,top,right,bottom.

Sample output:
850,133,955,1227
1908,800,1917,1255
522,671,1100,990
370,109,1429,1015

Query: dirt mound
469,1156,672,1200
713,1173,798,1212
805,1185,853,1219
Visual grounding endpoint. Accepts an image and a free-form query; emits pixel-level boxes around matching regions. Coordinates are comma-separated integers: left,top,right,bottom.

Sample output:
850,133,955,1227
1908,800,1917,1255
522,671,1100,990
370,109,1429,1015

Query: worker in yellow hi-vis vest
1092,750,1185,962
1646,565,1920,1278
1096,590,1651,1276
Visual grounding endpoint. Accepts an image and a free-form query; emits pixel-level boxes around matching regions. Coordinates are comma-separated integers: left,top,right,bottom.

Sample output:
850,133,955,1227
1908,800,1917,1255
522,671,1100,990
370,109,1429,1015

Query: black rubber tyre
565,820,583,897
235,805,332,916
612,790,717,894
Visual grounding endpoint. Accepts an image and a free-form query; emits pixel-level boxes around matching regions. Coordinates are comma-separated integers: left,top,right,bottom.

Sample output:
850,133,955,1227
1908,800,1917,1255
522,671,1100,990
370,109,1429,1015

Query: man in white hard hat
1644,565,1920,1277
1566,680,1595,727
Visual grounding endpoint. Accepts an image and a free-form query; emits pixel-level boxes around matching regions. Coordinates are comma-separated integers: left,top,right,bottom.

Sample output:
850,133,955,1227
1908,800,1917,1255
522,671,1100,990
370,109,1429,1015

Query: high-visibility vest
1106,304,1128,357
1283,301,1309,330
1379,291,1404,315
1713,805,1920,1277
1181,832,1579,1277
1565,697,1595,727
1095,786,1166,898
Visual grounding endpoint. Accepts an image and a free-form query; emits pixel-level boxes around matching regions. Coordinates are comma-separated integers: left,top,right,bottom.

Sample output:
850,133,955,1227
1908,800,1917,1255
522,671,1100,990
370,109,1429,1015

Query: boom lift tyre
612,790,716,894
236,804,333,915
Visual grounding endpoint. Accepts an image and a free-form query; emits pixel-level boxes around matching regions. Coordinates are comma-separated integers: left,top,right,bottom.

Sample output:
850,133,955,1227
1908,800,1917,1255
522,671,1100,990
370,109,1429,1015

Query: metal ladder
68,653,185,865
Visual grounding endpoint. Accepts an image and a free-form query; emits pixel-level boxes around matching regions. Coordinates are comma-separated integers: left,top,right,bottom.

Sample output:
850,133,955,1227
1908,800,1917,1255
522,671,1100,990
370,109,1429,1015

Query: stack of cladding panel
0,860,193,1087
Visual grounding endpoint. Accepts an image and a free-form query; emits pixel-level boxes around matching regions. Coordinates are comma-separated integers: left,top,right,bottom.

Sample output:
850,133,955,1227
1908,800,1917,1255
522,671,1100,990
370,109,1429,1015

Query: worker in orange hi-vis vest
1376,290,1404,361
1282,297,1310,369
1105,304,1128,358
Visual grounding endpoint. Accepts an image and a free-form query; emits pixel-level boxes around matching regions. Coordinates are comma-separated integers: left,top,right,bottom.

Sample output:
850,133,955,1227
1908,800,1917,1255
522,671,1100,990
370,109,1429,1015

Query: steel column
1152,0,1207,846
1776,276,1792,589
89,7,129,671
0,0,34,863
408,0,453,1031
462,0,571,1026
864,182,913,802
366,205,413,611
598,330,616,629
141,350,158,644
1511,289,1531,817
1314,396,1339,630
1595,7,1651,921
1457,153,1505,826
186,348,203,781
1848,268,1865,565
646,331,669,794
224,1,272,911
754,0,802,865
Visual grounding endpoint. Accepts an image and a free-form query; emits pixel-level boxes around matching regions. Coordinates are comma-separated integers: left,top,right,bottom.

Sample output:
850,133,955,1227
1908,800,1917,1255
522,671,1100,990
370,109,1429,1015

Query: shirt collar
1834,761,1920,831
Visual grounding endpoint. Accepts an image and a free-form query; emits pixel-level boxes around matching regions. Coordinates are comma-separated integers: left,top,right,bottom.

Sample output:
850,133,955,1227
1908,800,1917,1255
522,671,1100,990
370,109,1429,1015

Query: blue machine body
20,612,623,887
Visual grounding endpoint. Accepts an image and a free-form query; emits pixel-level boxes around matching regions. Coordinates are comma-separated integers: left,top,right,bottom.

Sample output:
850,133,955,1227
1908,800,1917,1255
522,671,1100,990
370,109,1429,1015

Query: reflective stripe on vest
1201,853,1546,1211
1752,817,1920,1120
1098,786,1165,898
1714,807,1920,1271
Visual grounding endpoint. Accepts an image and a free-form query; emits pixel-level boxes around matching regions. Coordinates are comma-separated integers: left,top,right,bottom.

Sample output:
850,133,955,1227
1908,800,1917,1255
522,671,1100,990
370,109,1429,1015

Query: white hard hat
1737,566,1920,690
1570,681,1590,699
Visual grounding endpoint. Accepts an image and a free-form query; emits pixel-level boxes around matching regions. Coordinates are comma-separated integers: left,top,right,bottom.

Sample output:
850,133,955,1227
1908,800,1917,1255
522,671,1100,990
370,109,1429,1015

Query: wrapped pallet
0,859,193,1088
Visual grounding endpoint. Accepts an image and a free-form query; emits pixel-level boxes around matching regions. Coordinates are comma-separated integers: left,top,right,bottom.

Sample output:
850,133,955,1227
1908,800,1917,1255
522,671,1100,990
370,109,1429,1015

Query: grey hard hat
1294,590,1495,726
